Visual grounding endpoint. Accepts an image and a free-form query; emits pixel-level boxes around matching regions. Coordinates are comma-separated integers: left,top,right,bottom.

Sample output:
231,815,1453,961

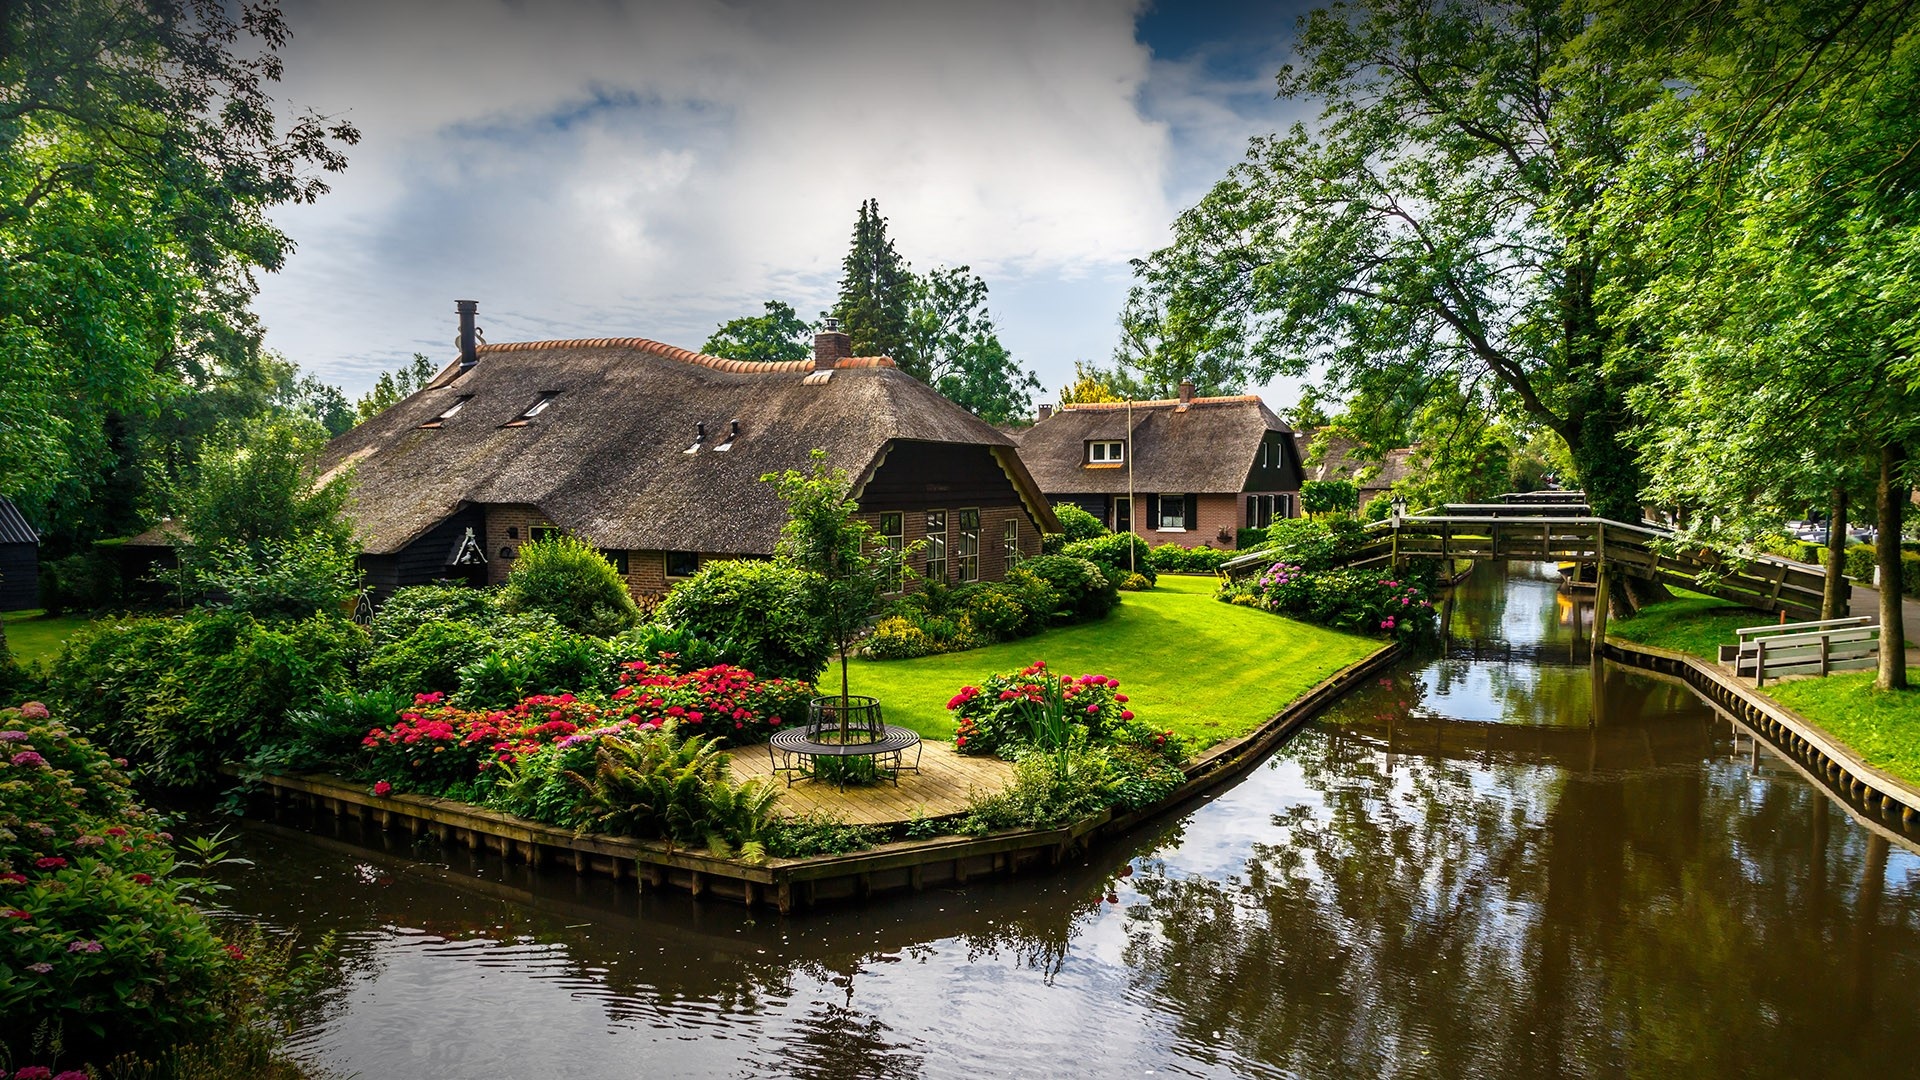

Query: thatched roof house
1293,429,1417,507
1012,382,1302,549
323,306,1057,597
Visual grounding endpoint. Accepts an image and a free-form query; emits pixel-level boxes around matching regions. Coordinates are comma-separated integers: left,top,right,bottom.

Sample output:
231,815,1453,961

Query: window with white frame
1002,518,1019,567
1158,495,1187,530
878,512,904,592
1087,440,1125,464
925,510,948,582
957,509,981,581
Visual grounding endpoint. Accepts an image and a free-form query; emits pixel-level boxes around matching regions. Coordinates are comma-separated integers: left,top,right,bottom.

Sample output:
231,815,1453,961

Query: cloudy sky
259,0,1318,408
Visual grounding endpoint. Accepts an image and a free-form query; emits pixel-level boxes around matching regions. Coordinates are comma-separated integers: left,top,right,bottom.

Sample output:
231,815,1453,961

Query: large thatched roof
1012,395,1296,495
321,338,1051,556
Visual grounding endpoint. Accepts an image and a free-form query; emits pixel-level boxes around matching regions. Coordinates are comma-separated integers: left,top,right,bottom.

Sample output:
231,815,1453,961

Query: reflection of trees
744,1000,925,1080
1120,730,1920,1078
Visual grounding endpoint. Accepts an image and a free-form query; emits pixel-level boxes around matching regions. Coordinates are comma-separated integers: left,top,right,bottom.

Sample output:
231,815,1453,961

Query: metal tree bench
768,694,922,788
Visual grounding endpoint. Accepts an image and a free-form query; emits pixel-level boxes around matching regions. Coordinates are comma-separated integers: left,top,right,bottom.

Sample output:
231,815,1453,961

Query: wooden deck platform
724,737,1014,826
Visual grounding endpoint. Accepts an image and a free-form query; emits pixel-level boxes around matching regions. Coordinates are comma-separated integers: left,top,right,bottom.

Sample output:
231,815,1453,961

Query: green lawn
1605,589,1764,660
1771,669,1920,788
845,575,1384,748
2,609,91,668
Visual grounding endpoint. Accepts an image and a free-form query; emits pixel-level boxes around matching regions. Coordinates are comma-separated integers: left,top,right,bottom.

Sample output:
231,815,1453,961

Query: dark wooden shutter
1185,494,1199,531
1145,494,1159,530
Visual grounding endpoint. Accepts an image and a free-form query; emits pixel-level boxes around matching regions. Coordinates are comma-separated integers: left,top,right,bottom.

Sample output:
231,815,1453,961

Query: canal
215,562,1920,1078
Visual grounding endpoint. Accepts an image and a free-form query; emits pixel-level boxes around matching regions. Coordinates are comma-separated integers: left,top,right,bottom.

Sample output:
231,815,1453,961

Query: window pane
666,551,699,577
1159,495,1185,530
958,509,980,582
1002,518,1019,566
925,510,947,582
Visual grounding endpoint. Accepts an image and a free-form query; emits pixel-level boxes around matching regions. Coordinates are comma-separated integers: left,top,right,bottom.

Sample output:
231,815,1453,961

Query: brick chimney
1038,403,1053,421
456,300,480,370
814,317,852,370
1178,378,1194,404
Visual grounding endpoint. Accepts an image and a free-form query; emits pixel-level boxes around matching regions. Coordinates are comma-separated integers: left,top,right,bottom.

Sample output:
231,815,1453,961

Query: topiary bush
498,535,641,637
1845,543,1876,583
1062,533,1157,587
655,559,829,681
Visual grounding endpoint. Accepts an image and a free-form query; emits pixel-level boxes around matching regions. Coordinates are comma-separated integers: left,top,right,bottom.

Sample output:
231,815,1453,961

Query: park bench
1717,615,1879,686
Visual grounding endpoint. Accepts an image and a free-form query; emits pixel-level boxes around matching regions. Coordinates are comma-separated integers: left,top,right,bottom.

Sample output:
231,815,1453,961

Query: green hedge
1147,543,1232,573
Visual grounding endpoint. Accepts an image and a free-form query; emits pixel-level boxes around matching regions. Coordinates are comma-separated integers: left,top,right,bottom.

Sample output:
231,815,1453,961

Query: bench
767,695,922,788
1718,616,1879,686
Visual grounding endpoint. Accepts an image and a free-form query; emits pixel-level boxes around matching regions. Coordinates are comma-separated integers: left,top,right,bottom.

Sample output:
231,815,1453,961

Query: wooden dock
723,739,1013,826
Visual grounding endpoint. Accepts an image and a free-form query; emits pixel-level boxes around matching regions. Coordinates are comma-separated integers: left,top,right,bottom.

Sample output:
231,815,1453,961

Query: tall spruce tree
831,199,914,360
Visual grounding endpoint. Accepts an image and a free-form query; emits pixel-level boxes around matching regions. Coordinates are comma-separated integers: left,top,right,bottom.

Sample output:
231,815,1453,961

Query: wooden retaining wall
239,642,1402,914
1601,638,1920,830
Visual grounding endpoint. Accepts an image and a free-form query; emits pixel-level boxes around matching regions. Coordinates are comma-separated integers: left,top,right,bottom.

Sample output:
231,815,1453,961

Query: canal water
214,563,1920,1079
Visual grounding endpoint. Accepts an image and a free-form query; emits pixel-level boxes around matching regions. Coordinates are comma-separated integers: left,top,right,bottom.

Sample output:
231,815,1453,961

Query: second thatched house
322,304,1057,599
1012,383,1304,549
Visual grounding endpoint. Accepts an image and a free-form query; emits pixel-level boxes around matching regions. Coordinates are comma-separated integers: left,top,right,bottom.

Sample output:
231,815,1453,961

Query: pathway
724,738,1013,827
1848,581,1920,661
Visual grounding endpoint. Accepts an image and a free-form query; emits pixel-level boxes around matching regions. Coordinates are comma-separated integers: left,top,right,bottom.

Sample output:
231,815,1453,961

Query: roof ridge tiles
475,338,896,374
1058,394,1260,411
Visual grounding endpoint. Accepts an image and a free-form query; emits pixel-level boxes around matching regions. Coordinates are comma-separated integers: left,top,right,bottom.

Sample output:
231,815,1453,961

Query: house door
1112,496,1131,534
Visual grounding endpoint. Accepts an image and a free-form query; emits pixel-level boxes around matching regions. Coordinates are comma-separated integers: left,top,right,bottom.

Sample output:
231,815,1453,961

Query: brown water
212,563,1920,1079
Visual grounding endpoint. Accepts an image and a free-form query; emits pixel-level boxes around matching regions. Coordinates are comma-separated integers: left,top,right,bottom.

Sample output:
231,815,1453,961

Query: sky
258,0,1320,410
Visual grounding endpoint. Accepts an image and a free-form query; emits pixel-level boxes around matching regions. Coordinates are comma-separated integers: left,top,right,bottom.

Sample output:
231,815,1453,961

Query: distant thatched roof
320,337,1053,556
1295,429,1417,494
1012,395,1296,494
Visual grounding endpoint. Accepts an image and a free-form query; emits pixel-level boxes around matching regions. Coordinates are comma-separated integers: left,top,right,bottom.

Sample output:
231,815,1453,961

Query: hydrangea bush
1223,562,1438,642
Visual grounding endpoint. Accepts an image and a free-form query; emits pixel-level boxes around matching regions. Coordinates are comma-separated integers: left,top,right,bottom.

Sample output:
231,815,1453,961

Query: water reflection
213,562,1920,1079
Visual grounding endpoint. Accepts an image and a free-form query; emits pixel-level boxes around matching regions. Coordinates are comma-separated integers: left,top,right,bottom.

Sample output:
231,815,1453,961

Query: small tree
764,450,911,714
1299,479,1360,518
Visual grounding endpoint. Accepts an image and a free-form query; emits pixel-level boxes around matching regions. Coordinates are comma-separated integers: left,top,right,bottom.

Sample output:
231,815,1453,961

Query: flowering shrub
0,703,322,1072
1222,562,1438,641
948,662,1135,758
609,662,812,747
359,692,605,798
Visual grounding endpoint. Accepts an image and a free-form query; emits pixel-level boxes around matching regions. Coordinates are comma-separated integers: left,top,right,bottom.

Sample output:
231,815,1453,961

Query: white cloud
257,0,1305,406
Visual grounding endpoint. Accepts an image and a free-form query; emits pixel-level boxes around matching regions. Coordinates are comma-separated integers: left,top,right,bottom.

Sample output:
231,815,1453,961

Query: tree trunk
1874,443,1908,691
1823,487,1849,620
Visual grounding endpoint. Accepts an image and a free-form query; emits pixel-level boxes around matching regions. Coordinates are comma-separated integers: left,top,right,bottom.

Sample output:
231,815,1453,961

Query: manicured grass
1770,670,1920,788
1,609,91,668
1605,589,1764,661
844,575,1384,748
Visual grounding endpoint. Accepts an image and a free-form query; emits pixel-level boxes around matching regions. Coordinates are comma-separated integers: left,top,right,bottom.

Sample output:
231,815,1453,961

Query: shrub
1906,549,1920,596
1300,478,1360,516
451,629,615,710
1017,555,1119,623
1362,492,1395,522
1261,516,1372,571
655,559,830,681
958,583,1036,640
361,619,498,698
550,723,767,847
1147,543,1232,574
864,615,941,660
370,584,500,645
605,622,728,673
765,811,884,858
0,704,323,1072
1228,560,1438,641
609,661,812,747
498,535,641,636
1062,533,1157,586
947,661,1134,758
1051,502,1109,543
959,747,1119,833
261,687,414,774
48,612,365,788
37,550,122,615
1235,527,1267,550
359,692,605,800
192,532,362,621
1845,543,1876,583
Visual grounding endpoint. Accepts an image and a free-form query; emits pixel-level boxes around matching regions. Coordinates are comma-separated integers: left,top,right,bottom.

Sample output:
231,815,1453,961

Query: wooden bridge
1226,495,1830,620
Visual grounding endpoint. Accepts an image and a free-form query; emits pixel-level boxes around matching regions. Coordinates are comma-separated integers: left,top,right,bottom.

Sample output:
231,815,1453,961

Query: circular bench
769,724,923,788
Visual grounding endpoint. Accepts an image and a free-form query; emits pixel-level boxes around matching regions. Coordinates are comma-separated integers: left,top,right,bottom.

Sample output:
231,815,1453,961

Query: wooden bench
1718,615,1878,686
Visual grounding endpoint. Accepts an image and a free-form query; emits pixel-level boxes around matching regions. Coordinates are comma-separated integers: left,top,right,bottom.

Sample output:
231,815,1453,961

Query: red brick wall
861,504,1041,587
483,504,554,586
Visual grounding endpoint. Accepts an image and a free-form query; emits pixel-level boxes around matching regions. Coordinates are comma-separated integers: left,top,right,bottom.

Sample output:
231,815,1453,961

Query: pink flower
131,873,153,885
26,962,51,974
2,909,29,920
1086,705,1099,715
1114,694,1128,704
10,751,46,768
19,702,49,720
373,781,393,796
67,940,103,953
0,872,25,884
226,944,245,961
14,1067,53,1080
1121,711,1135,721
33,857,66,870
55,1072,90,1080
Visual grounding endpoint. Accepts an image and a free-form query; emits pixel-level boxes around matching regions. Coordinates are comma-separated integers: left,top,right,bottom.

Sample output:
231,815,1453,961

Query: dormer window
420,395,472,429
1088,440,1125,464
504,391,559,427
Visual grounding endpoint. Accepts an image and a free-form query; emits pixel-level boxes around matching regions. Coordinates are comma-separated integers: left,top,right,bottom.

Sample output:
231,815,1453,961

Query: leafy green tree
832,198,914,361
702,301,815,361
764,449,911,709
1058,360,1125,405
498,535,641,637
1300,479,1360,518
1110,288,1246,399
0,0,358,545
901,266,1042,424
354,354,440,424
1126,0,1662,530
1603,0,1919,686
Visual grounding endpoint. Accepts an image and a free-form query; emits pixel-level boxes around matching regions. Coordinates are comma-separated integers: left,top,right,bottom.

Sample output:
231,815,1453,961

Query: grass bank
1604,589,1761,661
846,574,1383,747
2,609,91,667
1768,669,1920,788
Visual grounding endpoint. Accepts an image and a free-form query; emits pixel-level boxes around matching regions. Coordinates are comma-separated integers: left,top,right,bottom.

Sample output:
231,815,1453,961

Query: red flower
1121,711,1135,721
0,872,25,884
33,857,66,870
225,944,246,961
2,909,29,919
373,780,393,796
131,873,154,885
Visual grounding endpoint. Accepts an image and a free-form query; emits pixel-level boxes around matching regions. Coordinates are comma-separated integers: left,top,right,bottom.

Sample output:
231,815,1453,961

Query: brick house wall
860,504,1041,589
483,503,554,586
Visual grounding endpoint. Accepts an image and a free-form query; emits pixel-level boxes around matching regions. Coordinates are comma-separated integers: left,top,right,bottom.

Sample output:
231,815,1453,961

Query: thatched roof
1012,395,1296,494
320,337,1053,556
1295,429,1417,494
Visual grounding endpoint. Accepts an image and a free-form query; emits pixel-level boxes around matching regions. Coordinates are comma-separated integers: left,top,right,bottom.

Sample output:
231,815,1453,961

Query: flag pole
1126,397,1136,576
